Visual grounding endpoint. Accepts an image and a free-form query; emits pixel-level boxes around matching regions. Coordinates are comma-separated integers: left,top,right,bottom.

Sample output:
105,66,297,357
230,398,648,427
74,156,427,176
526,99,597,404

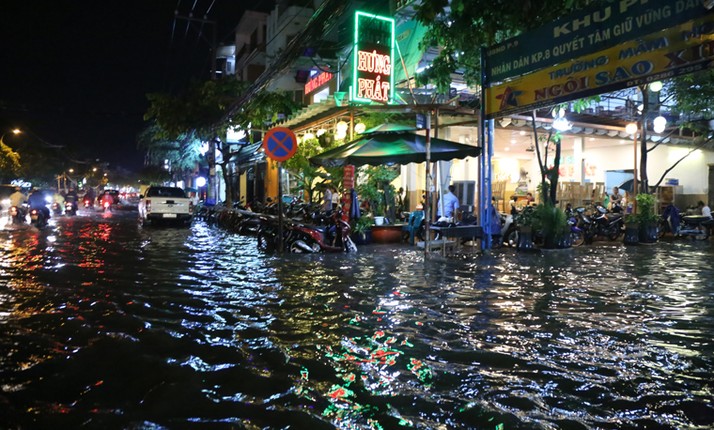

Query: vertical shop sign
351,11,395,104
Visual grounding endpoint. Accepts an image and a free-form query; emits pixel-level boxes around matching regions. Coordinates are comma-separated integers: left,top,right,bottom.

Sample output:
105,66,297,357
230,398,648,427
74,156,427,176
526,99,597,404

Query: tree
137,122,203,185
0,139,21,183
145,78,296,207
414,0,588,90
282,135,339,204
644,71,714,191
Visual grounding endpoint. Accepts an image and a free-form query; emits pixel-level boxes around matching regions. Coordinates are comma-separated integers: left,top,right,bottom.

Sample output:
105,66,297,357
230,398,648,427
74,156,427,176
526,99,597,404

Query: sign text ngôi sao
357,49,392,102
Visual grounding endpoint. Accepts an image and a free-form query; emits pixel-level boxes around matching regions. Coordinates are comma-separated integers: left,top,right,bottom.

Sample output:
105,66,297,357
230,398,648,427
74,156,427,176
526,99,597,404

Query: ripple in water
0,218,712,429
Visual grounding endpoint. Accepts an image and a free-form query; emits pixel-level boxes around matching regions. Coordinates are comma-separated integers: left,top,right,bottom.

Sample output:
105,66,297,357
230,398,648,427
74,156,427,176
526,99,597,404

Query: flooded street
0,208,712,429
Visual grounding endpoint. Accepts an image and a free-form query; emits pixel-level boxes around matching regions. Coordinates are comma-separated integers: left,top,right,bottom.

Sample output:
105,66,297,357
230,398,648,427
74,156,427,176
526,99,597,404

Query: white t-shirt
702,205,711,218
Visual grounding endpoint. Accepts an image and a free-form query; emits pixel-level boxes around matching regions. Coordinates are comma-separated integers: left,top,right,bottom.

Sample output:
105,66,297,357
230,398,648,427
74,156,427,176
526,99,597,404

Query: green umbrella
310,131,481,167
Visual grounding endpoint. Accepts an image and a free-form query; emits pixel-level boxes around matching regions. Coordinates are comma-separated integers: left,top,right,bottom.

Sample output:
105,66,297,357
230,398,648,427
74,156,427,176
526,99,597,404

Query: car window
146,187,186,198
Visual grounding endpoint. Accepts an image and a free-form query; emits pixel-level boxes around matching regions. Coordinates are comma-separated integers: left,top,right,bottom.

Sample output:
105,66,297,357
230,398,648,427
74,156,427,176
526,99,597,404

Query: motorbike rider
9,186,26,208
9,187,27,219
698,201,712,219
64,186,79,209
100,191,114,208
27,188,50,221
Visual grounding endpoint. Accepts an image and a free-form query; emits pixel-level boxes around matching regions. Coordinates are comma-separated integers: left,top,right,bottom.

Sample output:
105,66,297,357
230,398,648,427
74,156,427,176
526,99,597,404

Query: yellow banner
485,15,714,118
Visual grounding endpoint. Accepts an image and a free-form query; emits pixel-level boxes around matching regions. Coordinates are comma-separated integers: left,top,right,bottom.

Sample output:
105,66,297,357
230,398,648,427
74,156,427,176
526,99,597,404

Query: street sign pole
278,162,284,253
262,127,298,254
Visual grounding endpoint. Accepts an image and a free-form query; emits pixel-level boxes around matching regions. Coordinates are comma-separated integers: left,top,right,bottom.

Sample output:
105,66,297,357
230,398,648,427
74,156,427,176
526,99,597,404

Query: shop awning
310,125,481,167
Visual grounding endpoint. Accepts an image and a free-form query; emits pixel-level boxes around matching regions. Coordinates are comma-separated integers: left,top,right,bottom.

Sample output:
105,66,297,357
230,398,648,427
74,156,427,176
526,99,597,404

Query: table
427,225,483,255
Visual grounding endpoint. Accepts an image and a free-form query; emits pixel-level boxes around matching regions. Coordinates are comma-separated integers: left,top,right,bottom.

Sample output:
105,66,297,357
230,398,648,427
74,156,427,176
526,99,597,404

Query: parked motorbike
584,205,624,243
567,208,585,246
679,215,713,240
257,208,357,253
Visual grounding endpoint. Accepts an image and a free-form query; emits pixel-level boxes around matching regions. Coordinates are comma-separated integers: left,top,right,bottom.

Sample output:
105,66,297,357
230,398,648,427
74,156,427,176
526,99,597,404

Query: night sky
0,0,265,171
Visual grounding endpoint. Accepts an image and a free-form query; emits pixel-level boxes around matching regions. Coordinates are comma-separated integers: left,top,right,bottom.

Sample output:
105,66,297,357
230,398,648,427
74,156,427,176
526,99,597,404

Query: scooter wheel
571,230,585,247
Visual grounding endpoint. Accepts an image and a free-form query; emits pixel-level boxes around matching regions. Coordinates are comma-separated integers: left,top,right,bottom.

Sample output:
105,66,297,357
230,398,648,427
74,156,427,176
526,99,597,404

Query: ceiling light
649,81,663,92
625,123,638,135
653,115,667,133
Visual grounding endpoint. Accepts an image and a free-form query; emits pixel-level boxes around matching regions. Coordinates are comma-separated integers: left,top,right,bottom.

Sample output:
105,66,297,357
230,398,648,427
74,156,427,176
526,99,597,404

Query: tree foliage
144,78,297,206
0,140,21,183
414,0,587,90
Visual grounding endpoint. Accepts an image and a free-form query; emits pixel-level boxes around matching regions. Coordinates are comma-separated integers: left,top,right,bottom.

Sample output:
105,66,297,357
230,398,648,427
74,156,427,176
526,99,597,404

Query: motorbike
257,208,357,253
584,205,624,243
51,202,63,215
65,201,78,216
678,215,713,240
9,205,26,224
29,207,48,228
566,208,585,247
101,199,112,212
83,197,93,209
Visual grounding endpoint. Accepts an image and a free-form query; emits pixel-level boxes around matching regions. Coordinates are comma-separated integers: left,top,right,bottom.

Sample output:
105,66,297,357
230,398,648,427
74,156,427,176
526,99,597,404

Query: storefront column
573,136,584,184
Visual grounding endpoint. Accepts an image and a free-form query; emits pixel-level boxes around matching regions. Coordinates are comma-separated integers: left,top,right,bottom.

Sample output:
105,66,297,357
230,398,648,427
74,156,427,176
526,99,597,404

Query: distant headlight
45,196,53,204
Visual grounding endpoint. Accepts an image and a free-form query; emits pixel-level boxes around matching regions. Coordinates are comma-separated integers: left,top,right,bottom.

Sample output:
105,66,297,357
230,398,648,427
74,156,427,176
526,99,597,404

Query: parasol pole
424,110,432,258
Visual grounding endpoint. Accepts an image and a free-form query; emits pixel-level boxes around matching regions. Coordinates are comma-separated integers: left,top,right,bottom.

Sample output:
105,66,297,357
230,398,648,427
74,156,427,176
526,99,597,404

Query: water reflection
0,214,712,429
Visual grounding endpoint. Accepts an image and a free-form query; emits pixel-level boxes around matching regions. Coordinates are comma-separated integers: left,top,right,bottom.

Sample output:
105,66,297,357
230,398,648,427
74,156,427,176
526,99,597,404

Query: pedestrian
323,184,333,212
331,186,340,209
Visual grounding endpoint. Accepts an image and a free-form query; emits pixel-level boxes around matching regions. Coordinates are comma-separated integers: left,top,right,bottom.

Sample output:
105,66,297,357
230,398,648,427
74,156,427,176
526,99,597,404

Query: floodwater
0,209,712,429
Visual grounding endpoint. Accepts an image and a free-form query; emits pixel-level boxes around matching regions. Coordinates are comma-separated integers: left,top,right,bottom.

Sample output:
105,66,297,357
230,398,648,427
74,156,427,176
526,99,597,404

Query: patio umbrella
310,130,481,167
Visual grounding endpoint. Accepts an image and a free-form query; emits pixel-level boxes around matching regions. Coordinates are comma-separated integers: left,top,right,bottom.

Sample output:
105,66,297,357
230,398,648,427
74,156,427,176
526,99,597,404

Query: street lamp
0,128,22,144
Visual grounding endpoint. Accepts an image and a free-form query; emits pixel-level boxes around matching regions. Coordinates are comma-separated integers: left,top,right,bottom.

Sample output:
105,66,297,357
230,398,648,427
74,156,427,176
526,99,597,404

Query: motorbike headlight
45,196,53,204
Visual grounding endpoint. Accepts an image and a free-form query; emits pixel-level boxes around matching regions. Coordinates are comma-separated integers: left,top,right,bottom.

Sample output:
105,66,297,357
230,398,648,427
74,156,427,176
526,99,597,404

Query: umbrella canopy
310,131,481,167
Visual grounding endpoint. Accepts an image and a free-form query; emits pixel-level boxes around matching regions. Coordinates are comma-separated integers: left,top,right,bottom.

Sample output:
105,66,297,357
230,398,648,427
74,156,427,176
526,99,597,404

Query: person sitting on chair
436,185,460,221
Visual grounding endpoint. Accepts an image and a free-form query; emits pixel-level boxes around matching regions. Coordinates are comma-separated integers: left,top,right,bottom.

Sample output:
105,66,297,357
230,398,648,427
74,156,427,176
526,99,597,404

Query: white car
138,186,193,226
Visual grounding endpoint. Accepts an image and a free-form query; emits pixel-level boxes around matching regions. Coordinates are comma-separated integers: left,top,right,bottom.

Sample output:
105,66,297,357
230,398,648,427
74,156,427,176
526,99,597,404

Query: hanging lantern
354,122,366,134
625,123,638,135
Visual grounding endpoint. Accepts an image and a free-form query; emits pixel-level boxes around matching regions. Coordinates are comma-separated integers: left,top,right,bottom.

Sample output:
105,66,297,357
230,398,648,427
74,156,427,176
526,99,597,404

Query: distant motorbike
29,207,48,228
51,202,62,215
83,197,93,209
101,200,112,212
65,201,77,216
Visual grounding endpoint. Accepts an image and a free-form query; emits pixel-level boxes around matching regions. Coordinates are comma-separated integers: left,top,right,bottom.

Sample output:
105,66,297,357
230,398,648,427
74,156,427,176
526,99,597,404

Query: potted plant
533,202,571,249
356,166,398,226
514,205,537,251
623,213,640,245
634,193,659,244
351,214,374,245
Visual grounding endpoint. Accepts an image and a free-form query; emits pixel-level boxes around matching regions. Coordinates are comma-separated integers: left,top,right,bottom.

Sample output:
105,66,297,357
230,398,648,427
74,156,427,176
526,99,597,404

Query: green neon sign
351,11,395,104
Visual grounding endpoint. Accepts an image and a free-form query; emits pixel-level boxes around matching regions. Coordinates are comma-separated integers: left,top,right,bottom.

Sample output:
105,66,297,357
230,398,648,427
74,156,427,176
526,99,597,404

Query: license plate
163,213,177,218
